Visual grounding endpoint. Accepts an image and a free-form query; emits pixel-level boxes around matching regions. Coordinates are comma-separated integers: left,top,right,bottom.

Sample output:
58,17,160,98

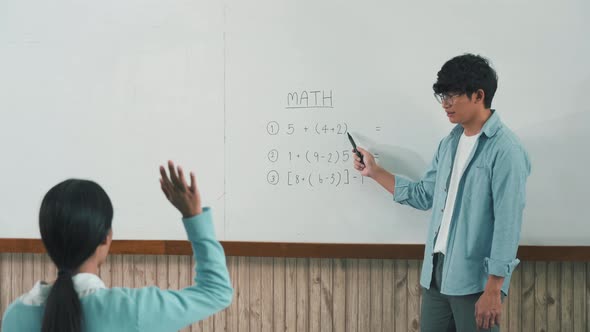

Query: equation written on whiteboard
266,169,365,187
266,121,383,136
267,149,380,165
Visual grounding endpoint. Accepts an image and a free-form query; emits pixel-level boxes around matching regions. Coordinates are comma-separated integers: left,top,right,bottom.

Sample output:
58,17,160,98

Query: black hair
433,53,498,108
39,179,113,332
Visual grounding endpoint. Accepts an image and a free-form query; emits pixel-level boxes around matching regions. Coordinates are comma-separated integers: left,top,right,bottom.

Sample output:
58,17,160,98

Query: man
353,54,530,331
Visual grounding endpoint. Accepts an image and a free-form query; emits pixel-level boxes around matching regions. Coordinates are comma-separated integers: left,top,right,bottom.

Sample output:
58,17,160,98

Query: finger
476,315,483,329
168,160,182,188
189,172,197,194
160,179,171,200
160,166,173,188
356,147,368,156
495,313,501,326
488,317,494,329
356,147,372,162
177,166,189,191
483,315,491,329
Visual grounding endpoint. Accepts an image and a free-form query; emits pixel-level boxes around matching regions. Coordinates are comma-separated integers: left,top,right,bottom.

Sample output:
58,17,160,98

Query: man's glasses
434,93,462,106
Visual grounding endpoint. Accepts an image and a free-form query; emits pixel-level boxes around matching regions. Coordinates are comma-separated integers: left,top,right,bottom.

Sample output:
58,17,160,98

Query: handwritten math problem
264,89,381,188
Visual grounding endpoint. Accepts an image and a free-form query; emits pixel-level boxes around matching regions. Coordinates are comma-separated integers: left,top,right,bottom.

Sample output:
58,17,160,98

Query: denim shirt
394,110,531,296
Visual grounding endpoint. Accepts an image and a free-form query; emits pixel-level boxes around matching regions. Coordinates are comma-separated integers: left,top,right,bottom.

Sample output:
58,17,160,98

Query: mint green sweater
2,208,233,331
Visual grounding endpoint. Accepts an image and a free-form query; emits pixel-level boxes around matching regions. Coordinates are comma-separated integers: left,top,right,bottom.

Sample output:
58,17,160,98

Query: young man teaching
353,54,531,331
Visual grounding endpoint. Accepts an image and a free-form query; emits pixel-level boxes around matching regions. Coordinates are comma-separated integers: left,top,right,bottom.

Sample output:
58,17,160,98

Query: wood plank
357,259,371,332
394,260,408,332
134,255,146,288
237,256,250,331
521,261,535,332
33,254,44,284
285,258,297,332
370,259,383,332
295,258,309,332
21,254,34,293
145,255,157,286
260,257,273,332
168,255,179,290
225,257,239,332
156,255,168,289
560,261,573,332
11,253,23,302
122,255,134,288
573,262,586,332
110,255,123,288
407,260,420,332
500,285,508,332
273,257,285,332
508,263,521,332
344,259,358,332
382,259,394,331
547,261,560,332
320,258,333,332
99,255,112,287
309,258,321,332
332,258,346,332
1,253,12,317
249,257,262,332
534,261,547,332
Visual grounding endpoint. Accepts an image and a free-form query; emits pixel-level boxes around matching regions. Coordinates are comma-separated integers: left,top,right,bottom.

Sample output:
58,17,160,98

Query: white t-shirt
433,131,481,254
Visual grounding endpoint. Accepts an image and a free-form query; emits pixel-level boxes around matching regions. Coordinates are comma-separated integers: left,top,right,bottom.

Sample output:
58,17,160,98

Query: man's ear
474,89,485,104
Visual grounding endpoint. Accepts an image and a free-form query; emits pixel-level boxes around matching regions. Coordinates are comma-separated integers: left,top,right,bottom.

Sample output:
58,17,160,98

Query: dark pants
421,253,502,332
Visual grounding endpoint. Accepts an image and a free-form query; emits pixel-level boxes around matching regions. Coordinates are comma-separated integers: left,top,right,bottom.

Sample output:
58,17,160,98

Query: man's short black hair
433,53,498,108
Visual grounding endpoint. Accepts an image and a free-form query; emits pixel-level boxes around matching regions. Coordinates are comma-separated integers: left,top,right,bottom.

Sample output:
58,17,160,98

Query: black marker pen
347,133,364,165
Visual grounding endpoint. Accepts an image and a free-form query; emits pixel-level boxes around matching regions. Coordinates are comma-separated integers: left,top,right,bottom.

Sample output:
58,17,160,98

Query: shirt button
440,208,444,213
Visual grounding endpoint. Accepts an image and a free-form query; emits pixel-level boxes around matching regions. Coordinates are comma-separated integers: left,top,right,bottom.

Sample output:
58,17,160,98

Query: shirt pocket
464,163,492,202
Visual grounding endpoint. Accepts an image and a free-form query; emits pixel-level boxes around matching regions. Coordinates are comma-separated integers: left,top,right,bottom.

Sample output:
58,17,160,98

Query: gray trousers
421,253,502,332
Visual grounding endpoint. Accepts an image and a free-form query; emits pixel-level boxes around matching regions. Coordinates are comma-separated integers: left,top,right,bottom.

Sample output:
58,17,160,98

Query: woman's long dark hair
39,179,113,332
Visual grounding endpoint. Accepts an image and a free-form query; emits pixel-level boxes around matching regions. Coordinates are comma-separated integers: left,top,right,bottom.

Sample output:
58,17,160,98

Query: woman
2,161,233,331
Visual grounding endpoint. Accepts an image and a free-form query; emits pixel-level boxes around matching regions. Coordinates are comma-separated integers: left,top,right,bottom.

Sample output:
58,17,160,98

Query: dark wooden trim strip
0,239,589,261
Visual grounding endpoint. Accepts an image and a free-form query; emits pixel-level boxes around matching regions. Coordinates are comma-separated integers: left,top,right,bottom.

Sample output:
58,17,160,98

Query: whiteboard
1,0,589,245
0,0,226,240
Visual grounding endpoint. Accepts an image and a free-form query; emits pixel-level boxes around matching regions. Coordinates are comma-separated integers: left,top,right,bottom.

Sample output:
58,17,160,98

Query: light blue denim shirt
394,110,531,296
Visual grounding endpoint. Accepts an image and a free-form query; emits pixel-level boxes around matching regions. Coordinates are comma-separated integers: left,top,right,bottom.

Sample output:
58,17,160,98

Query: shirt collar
19,273,106,306
451,109,502,138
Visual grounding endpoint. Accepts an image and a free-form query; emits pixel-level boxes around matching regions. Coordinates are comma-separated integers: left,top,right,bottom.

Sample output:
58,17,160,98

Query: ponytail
42,270,82,332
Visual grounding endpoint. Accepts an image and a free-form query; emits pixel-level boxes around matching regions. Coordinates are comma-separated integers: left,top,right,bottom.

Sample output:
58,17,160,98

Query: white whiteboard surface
1,0,589,244
0,0,226,240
